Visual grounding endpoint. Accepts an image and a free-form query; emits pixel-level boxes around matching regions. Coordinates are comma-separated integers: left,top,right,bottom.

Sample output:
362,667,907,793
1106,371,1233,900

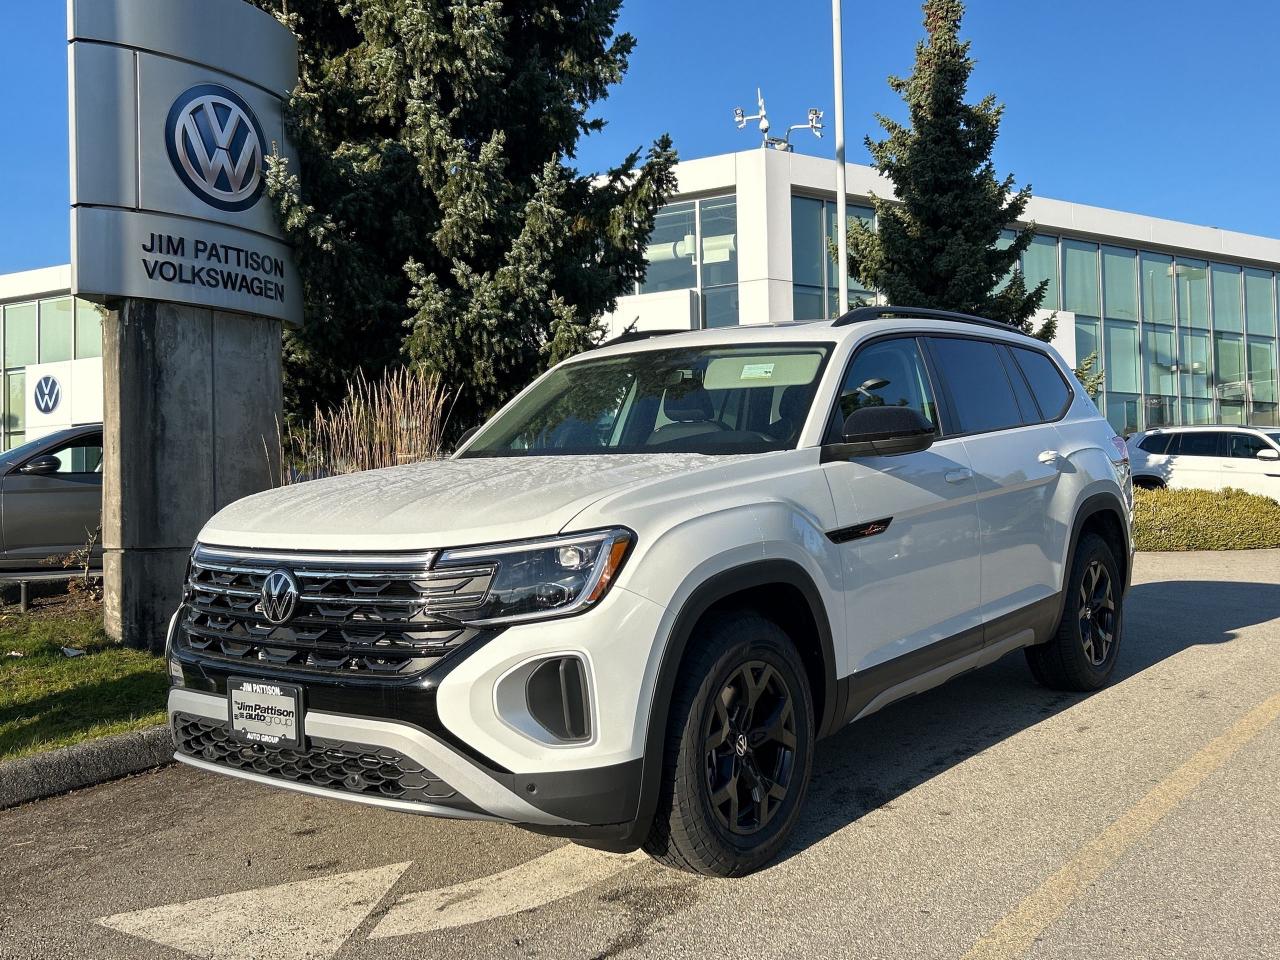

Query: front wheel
1026,532,1124,691
643,612,814,876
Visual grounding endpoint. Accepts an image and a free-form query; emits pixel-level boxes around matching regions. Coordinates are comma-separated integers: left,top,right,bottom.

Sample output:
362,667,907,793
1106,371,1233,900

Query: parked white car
166,307,1133,876
1127,425,1280,499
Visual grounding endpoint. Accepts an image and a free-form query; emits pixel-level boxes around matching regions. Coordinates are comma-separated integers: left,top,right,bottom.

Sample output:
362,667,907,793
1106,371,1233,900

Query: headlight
436,528,634,625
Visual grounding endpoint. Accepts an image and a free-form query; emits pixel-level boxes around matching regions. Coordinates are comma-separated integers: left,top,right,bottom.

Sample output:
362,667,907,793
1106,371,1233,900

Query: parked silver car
0,424,103,571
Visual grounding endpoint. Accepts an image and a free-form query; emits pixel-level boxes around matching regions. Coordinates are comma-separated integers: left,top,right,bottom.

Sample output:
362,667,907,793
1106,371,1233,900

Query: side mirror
455,425,482,448
19,455,60,476
1258,448,1280,462
822,406,936,461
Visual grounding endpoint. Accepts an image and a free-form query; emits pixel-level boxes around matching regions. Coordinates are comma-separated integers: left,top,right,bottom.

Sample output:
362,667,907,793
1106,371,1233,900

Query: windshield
460,343,832,457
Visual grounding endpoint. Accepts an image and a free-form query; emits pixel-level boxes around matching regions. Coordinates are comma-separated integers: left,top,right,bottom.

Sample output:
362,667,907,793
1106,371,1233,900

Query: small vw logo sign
165,83,267,213
259,568,300,625
33,376,61,415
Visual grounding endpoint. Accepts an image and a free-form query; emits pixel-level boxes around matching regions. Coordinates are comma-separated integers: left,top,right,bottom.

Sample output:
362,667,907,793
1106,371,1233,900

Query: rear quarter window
1137,433,1171,454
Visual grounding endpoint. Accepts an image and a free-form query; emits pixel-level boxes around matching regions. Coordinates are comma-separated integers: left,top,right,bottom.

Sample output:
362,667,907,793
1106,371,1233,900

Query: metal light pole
832,0,850,314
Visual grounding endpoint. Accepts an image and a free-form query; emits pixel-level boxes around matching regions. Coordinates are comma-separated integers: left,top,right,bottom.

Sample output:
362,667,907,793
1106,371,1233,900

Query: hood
199,453,744,552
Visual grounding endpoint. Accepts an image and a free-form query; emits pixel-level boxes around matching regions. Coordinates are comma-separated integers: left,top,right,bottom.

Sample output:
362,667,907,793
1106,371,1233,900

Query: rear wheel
1026,532,1123,691
643,612,814,876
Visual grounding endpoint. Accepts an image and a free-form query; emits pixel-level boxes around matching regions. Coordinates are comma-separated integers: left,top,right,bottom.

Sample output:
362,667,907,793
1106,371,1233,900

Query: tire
1133,476,1165,491
643,611,815,877
1025,532,1124,691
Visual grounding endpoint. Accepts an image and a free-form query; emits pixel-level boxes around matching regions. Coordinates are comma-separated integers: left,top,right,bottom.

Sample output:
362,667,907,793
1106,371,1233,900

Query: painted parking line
99,861,410,960
961,689,1280,960
369,844,648,939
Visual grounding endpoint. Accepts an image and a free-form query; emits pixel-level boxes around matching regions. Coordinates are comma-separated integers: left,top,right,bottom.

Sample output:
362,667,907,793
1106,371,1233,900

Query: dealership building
6,148,1280,445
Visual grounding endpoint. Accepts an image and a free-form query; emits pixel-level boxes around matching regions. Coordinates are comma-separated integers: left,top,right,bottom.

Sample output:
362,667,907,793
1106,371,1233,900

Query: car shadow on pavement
776,577,1280,863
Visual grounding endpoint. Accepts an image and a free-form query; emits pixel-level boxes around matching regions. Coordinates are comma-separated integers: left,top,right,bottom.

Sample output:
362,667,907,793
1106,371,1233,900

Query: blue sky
4,1,1279,273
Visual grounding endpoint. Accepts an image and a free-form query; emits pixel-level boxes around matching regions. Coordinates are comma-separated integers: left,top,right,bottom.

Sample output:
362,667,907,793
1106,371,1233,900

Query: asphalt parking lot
1,551,1278,960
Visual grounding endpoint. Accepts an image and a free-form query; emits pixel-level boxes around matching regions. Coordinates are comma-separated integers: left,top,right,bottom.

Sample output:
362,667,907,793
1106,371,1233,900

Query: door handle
944,468,973,484
1037,450,1061,466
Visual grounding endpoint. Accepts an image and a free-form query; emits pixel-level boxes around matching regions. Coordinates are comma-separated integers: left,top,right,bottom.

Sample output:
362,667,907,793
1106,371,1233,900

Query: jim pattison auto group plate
228,678,302,747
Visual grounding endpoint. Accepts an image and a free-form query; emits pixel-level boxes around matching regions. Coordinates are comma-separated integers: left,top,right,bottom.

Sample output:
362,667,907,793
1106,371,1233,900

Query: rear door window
926,337,1024,435
1171,432,1226,457
1010,346,1072,421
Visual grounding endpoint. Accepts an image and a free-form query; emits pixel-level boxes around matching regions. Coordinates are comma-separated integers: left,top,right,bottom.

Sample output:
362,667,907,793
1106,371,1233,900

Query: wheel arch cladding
1075,496,1130,590
624,559,837,848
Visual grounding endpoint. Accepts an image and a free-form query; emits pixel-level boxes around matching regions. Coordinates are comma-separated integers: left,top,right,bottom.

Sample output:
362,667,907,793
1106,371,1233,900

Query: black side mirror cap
18,455,61,476
821,406,936,461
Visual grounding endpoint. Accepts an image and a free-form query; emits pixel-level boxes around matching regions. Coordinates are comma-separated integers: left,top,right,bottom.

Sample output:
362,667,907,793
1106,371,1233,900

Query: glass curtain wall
791,195,875,320
1,297,104,450
640,195,739,328
1060,236,1280,431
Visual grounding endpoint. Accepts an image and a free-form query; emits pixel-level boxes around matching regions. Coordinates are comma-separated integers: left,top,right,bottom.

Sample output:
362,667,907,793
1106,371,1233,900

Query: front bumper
166,584,665,840
170,688,570,824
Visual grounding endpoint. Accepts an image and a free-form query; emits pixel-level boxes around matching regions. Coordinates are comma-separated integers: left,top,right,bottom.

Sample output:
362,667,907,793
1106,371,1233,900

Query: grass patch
0,601,167,762
1134,486,1280,551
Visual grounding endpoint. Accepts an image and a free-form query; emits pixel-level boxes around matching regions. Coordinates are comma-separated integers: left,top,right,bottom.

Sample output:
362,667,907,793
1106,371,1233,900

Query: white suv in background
166,307,1133,877
1128,425,1280,498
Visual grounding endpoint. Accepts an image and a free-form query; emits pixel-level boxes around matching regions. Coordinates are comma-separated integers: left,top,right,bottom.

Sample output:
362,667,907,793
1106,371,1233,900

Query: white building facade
0,265,105,449
604,150,1280,435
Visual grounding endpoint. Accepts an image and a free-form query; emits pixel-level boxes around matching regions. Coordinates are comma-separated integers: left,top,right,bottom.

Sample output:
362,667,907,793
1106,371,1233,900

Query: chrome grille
179,544,495,675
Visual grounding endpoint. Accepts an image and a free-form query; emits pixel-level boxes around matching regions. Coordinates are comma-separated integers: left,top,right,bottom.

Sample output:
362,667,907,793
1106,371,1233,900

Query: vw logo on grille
33,376,61,415
259,568,300,625
165,83,267,212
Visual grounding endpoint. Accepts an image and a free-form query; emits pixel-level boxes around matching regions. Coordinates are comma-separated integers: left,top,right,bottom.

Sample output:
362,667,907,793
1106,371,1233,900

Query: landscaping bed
1133,486,1280,551
0,591,167,763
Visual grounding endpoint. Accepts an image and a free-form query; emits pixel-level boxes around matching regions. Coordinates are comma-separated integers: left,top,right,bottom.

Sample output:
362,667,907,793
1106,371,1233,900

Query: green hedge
1133,486,1280,551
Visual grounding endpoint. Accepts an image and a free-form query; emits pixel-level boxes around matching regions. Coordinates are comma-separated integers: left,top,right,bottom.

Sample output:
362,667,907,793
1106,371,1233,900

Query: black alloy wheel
643,611,814,876
703,661,797,836
1026,531,1124,692
1077,559,1116,667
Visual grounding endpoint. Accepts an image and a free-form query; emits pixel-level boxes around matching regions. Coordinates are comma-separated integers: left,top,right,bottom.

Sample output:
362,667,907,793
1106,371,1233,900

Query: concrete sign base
101,299,282,650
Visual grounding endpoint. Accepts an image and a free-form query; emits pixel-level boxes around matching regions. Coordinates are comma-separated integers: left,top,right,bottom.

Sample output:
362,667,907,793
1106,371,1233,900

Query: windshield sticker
740,363,776,380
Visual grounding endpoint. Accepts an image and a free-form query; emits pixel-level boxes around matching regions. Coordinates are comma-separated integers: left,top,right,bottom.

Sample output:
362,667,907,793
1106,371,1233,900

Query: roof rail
597,328,688,348
831,305,1023,334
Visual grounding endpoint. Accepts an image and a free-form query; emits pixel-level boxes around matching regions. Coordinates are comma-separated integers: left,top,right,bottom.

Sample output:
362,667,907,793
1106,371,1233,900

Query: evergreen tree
846,0,1052,339
252,0,676,426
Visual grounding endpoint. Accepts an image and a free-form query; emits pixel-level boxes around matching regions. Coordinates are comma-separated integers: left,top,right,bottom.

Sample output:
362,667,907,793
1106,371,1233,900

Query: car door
1166,431,1227,491
924,336,1069,627
1,432,104,567
821,335,983,674
1225,431,1280,498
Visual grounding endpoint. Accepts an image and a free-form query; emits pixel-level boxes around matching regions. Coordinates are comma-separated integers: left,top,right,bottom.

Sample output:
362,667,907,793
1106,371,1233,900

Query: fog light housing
525,656,591,742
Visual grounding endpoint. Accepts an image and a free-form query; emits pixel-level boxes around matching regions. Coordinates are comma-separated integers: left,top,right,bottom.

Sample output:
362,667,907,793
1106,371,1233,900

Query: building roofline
0,264,72,304
672,150,1280,269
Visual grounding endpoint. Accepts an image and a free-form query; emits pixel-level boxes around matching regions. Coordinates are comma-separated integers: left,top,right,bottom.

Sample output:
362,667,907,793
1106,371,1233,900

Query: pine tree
252,1,677,426
847,0,1053,340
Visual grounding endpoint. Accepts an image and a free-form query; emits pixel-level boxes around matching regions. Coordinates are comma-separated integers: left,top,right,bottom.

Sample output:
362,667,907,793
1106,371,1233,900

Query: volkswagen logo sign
259,568,300,626
33,376,61,415
165,83,267,213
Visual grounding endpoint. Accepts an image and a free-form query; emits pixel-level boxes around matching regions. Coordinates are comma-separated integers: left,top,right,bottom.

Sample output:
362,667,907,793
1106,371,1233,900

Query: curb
0,724,173,811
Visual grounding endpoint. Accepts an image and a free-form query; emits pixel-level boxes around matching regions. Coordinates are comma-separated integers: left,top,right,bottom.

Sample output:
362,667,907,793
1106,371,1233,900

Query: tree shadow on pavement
777,578,1280,862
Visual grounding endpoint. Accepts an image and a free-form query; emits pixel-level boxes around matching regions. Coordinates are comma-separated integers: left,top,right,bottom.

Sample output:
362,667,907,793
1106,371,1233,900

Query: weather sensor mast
733,89,823,152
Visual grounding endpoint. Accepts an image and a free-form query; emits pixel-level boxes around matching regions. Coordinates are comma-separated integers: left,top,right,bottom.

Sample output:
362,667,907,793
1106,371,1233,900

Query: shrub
1133,486,1280,551
277,368,454,483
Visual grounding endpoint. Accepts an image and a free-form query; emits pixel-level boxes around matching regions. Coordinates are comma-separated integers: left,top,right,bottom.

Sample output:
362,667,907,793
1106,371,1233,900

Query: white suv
166,307,1134,876
1128,425,1280,499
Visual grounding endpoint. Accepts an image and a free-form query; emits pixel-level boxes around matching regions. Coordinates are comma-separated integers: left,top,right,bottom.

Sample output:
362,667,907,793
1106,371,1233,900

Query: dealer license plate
228,678,302,748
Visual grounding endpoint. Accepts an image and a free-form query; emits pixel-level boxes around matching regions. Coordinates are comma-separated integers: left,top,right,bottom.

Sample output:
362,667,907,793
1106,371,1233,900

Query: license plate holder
228,678,303,748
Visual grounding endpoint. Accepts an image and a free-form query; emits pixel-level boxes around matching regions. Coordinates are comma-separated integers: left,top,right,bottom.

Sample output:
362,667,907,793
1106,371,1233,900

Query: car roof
1135,424,1274,433
584,314,1046,363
